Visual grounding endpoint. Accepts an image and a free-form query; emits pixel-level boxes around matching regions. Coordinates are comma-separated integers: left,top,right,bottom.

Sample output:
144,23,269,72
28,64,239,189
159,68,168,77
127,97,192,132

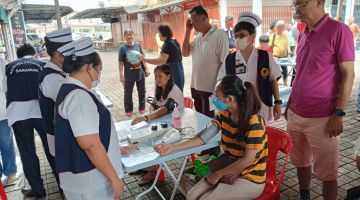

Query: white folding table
115,108,220,200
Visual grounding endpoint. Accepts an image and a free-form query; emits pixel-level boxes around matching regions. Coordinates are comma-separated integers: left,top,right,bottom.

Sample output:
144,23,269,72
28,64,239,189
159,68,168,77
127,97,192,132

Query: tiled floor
5,50,360,200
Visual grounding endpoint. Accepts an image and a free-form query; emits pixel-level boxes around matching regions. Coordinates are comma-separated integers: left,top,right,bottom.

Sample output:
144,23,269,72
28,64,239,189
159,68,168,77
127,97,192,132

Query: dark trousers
280,65,288,83
191,88,219,156
124,79,146,112
12,119,54,194
191,88,214,118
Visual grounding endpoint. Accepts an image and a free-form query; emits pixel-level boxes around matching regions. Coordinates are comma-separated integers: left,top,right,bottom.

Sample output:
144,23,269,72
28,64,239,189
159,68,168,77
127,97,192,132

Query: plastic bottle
172,105,181,129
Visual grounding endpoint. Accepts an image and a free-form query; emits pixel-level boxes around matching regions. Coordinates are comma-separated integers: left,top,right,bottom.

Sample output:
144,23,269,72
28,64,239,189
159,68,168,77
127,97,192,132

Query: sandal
2,174,18,187
137,170,157,186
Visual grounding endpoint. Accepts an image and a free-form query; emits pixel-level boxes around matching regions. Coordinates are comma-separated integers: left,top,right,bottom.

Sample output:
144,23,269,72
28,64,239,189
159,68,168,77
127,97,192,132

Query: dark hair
259,35,269,43
62,52,101,73
269,20,278,30
157,24,173,39
189,5,208,18
219,75,261,141
16,43,36,58
124,29,134,36
154,64,174,102
44,36,69,57
234,22,256,36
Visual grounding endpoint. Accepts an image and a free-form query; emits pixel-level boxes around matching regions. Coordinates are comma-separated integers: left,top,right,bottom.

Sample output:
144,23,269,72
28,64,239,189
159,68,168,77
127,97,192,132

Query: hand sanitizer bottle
172,105,181,129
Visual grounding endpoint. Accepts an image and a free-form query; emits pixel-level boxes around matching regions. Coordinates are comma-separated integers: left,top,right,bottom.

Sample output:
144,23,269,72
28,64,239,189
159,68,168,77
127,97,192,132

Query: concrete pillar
54,0,62,29
345,0,355,24
219,0,228,29
252,0,262,46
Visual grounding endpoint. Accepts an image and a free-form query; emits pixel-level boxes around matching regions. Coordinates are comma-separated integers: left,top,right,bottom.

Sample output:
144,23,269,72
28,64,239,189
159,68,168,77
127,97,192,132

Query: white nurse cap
237,12,262,28
74,37,95,57
45,27,72,43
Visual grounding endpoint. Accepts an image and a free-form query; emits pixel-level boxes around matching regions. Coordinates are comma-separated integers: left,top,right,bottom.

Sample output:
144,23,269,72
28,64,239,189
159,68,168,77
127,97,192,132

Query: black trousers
191,88,220,156
191,88,214,118
124,79,146,113
12,118,55,194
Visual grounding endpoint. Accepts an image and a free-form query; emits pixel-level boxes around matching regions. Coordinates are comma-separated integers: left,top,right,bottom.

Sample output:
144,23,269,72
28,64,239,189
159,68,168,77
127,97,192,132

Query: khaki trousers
187,178,265,200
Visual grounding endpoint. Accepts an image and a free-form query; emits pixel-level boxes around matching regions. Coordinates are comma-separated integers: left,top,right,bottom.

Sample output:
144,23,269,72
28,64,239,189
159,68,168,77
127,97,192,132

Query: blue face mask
212,98,228,111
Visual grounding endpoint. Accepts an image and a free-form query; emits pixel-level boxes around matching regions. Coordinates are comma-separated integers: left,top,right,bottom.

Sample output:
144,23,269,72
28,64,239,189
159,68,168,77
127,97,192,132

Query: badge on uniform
235,63,246,74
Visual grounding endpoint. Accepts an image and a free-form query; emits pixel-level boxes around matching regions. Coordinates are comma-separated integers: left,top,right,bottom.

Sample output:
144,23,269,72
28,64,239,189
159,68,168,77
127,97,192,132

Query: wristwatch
274,100,283,105
334,109,346,117
144,115,149,122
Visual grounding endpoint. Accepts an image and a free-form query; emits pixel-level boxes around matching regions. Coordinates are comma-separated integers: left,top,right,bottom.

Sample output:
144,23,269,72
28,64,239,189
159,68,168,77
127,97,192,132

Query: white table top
115,108,220,173
96,90,113,108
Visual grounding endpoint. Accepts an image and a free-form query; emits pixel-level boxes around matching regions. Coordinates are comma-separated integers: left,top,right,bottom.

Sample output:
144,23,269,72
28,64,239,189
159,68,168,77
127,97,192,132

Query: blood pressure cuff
163,98,178,113
198,123,219,143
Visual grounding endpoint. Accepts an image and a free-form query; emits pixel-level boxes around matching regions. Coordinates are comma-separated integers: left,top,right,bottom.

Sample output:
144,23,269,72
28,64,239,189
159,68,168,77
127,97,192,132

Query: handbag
207,154,241,185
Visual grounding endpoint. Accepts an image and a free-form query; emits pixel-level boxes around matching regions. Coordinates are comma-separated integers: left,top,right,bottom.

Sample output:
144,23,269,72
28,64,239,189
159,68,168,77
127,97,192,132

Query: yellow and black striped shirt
214,110,268,184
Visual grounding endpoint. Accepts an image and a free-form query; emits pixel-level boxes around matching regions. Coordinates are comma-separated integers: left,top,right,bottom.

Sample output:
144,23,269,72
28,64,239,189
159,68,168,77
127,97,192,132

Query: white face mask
91,72,101,89
236,37,249,50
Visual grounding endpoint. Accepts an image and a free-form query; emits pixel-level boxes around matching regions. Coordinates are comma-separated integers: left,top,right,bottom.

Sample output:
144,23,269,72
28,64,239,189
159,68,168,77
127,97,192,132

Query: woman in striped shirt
155,75,267,199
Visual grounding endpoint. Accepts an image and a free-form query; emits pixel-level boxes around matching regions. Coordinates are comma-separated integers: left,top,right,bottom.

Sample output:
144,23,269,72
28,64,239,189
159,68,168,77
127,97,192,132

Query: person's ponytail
236,81,261,141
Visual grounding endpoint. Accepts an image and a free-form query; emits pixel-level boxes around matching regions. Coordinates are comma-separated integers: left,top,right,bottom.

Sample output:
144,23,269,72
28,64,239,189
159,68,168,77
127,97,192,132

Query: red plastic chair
254,126,292,200
184,97,194,109
0,180,8,200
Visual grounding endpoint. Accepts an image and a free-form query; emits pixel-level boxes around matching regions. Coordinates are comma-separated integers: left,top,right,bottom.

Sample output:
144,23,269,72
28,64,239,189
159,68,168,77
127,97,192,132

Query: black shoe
299,189,310,200
21,188,46,198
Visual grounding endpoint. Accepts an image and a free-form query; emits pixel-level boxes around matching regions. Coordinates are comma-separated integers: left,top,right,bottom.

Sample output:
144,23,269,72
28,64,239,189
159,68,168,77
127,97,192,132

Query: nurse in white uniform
54,37,124,199
218,12,282,124
38,28,73,190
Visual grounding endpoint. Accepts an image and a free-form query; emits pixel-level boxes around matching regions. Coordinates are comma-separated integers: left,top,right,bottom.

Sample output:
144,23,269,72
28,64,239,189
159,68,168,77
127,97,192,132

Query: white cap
74,37,95,56
237,12,262,28
46,28,72,43
57,41,76,56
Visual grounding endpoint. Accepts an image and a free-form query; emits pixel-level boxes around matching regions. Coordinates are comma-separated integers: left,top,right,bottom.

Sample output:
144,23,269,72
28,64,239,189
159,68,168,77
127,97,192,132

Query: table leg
163,157,188,200
135,166,166,200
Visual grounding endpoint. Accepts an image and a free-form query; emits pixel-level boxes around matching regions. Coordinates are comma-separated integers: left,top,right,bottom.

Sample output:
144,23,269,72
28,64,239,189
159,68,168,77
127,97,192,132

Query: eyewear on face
290,0,315,9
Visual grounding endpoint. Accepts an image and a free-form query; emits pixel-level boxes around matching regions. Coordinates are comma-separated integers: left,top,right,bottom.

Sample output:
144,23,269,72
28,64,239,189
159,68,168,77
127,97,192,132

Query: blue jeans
356,82,360,113
0,119,17,177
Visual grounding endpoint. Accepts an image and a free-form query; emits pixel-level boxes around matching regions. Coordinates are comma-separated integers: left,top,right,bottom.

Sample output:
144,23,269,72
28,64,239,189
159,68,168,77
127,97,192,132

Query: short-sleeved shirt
190,26,229,93
58,77,123,193
155,84,184,109
269,33,289,58
223,28,236,49
213,111,268,184
161,39,182,63
118,43,145,82
39,62,67,101
290,14,355,118
217,48,282,123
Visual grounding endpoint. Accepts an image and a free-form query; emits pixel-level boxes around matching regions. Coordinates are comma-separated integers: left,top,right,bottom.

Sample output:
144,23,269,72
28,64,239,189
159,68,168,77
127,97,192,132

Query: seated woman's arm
206,148,257,185
154,121,220,155
131,106,168,125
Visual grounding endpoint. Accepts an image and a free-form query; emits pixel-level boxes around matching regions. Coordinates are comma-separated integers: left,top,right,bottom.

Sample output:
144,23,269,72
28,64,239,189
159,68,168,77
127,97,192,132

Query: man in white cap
218,12,282,124
38,27,73,193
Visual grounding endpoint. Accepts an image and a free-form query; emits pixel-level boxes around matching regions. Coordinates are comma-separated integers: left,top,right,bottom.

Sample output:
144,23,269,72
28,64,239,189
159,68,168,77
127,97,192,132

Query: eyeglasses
290,0,316,10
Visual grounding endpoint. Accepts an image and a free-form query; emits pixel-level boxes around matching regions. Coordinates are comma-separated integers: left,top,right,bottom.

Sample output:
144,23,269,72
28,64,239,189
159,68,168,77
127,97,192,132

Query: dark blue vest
54,84,111,173
225,49,273,107
38,67,66,135
5,57,45,107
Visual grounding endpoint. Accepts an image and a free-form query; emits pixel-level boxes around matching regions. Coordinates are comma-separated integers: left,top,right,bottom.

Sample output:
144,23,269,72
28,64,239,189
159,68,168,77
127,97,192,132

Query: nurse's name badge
235,63,246,74
261,68,270,79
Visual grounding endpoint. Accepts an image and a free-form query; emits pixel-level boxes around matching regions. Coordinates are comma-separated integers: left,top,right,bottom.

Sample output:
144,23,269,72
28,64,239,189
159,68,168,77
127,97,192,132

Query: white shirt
0,58,6,121
218,48,282,123
190,26,229,93
39,61,67,101
58,77,123,193
155,84,184,109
